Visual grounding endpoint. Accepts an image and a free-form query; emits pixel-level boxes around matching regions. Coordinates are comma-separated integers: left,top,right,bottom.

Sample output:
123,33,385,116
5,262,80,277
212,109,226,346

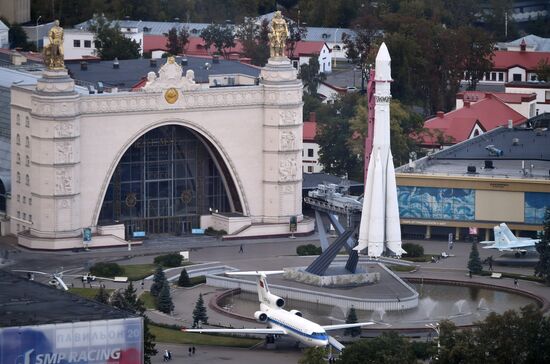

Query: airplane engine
254,311,268,323
289,310,303,317
266,293,285,308
48,279,59,287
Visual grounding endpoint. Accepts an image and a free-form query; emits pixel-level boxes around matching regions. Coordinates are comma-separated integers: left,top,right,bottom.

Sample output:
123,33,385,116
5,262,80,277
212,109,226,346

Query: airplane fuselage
261,303,329,347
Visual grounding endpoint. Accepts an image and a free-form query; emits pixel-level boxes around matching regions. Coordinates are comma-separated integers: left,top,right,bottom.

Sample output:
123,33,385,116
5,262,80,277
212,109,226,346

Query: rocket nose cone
376,42,391,62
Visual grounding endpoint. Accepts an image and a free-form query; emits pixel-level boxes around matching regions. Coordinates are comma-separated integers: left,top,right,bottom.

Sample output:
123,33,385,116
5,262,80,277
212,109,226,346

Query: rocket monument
354,43,405,257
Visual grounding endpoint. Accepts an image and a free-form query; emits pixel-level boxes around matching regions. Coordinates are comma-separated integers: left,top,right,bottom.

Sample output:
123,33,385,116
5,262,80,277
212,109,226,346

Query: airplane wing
322,322,375,331
12,270,49,275
182,328,286,335
54,276,69,291
328,336,345,351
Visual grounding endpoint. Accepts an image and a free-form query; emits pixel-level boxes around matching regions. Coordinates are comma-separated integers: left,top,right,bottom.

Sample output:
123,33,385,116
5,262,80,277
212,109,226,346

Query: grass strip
69,287,113,299
150,324,261,347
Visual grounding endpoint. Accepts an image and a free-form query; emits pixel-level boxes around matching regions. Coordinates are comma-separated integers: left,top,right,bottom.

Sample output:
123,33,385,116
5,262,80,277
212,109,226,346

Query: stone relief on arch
142,56,200,93
280,130,297,150
55,168,72,194
279,156,298,182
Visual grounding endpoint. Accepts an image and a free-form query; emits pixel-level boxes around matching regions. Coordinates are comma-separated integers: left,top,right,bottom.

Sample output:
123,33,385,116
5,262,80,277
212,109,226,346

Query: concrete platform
207,262,419,312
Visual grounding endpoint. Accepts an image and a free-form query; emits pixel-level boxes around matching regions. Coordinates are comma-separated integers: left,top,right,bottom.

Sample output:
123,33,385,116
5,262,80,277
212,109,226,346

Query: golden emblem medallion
164,88,179,104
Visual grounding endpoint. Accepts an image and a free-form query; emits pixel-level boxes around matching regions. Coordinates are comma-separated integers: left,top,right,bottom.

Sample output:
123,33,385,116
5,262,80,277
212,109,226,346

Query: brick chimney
437,111,444,118
309,111,317,123
520,39,526,52
464,101,470,107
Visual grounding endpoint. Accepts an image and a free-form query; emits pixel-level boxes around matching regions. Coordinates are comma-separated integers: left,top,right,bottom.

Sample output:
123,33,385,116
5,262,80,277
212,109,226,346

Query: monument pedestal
36,69,76,95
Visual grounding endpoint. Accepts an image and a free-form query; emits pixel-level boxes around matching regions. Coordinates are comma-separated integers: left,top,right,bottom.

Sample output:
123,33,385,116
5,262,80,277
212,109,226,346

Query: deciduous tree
89,15,140,60
200,24,236,58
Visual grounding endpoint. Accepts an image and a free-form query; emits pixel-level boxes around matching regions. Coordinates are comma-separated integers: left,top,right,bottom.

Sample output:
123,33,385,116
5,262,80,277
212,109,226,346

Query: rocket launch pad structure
355,43,405,258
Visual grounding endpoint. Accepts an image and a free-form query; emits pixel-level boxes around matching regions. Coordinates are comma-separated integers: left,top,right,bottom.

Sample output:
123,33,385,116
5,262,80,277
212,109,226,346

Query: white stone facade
10,58,309,249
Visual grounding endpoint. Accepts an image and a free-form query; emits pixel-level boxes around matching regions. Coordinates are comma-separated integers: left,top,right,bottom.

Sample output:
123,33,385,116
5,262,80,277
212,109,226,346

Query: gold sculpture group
44,20,65,70
268,11,289,58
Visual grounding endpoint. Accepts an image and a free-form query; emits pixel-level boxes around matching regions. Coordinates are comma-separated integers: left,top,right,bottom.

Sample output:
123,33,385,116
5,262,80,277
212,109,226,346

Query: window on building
17,194,20,202
25,155,29,166
513,73,522,81
74,39,81,47
333,45,341,51
530,74,538,82
491,72,497,81
498,73,504,81
84,40,91,48
307,149,314,157
29,214,32,222
16,224,19,232
29,198,32,205
22,213,26,220
16,114,20,125
16,153,20,164
17,211,20,218
22,196,26,203
546,91,550,101
16,134,20,145
25,136,29,147
25,174,29,186
308,166,313,173
16,172,20,183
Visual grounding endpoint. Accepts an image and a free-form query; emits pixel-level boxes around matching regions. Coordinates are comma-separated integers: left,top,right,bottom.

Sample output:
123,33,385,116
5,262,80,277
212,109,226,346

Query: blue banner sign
132,231,146,238
0,317,143,364
191,228,205,235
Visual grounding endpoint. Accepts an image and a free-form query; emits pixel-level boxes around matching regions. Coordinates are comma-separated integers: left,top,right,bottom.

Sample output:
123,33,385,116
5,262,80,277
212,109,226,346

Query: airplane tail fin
493,225,511,248
499,223,518,242
225,271,284,304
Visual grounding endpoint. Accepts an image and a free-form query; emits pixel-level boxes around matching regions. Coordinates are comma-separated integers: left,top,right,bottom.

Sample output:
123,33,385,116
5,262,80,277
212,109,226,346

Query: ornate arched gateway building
10,59,312,249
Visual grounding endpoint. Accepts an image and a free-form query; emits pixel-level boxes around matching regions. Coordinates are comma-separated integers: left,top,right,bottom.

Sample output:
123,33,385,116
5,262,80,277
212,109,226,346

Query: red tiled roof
143,35,244,56
492,50,550,71
303,121,317,142
457,91,536,104
292,41,330,57
419,94,526,147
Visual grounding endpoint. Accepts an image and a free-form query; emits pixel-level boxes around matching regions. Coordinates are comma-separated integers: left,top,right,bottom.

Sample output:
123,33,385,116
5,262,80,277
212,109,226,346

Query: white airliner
182,271,374,350
480,223,540,254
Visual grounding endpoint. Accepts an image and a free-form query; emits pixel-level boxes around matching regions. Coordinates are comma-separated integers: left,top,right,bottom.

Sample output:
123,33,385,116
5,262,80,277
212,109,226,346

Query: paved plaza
2,232,550,363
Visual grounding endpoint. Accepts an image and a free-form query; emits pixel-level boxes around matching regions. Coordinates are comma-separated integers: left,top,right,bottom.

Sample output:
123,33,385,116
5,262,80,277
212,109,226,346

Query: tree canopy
89,15,140,60
200,24,236,58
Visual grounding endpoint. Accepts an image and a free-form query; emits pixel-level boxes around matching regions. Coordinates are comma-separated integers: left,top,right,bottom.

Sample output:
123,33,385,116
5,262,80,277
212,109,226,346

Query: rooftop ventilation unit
512,138,519,145
181,58,188,66
467,165,477,174
80,61,87,71
484,160,494,169
212,55,220,64
150,59,157,67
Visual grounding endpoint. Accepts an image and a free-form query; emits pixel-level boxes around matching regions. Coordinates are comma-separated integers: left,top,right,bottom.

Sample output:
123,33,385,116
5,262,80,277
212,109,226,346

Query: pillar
425,225,431,239
485,228,490,241
260,57,303,224
455,227,461,241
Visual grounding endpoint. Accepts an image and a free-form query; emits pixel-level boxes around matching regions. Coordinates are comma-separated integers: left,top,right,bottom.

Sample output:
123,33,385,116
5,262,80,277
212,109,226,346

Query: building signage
0,318,143,364
82,227,92,243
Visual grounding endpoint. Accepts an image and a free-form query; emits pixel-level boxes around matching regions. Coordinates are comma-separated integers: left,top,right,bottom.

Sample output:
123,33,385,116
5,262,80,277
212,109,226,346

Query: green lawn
140,291,156,309
69,287,113,299
150,325,261,347
388,265,417,272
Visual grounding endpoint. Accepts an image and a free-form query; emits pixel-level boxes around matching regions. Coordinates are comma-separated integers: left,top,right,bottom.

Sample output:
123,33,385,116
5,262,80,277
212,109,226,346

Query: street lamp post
333,28,340,68
36,16,42,51
425,322,440,360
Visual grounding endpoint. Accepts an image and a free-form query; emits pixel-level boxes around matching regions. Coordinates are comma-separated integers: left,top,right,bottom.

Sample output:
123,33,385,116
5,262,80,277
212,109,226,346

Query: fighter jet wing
182,328,286,335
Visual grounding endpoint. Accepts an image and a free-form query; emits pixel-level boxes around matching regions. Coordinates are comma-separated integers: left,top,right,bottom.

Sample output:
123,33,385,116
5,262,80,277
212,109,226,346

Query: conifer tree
344,306,361,337
192,293,208,328
535,208,550,286
177,268,191,287
94,285,110,304
150,265,165,297
156,281,174,314
143,317,157,364
468,241,483,274
110,290,130,311
123,281,146,315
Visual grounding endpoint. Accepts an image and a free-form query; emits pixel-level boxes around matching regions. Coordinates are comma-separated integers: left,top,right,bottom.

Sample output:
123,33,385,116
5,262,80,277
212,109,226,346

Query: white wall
508,66,527,82
43,30,95,60
505,85,550,114
302,141,322,173
0,27,8,48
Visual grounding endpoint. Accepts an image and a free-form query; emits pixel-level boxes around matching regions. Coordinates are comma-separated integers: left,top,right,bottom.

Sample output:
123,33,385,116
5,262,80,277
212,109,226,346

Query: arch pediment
143,56,200,92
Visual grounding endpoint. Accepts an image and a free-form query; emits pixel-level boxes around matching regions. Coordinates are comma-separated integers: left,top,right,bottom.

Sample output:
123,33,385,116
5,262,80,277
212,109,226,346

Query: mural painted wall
398,186,475,221
525,192,550,224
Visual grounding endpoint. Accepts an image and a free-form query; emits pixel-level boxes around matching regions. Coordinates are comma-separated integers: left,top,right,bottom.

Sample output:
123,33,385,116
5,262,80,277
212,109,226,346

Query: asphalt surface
2,233,550,364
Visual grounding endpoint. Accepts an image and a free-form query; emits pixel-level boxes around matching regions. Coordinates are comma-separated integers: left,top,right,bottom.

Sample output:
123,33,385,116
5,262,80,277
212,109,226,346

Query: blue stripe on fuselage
267,317,328,340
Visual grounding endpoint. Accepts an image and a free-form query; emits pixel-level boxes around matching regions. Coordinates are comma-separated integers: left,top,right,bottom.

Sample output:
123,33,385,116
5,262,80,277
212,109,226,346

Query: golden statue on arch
44,20,65,70
268,11,289,58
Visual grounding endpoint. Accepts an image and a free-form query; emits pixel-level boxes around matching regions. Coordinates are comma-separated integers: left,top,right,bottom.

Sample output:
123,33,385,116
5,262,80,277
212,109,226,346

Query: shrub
402,243,424,257
204,227,227,237
296,244,322,256
154,252,183,267
90,262,124,278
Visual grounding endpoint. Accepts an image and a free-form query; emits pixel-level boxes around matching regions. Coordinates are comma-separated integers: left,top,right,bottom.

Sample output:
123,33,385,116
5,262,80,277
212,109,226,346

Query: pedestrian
188,347,192,356
141,280,145,289
469,270,472,278
163,349,169,362
168,350,172,360
192,346,196,355
488,257,493,271
514,278,518,287
239,244,244,253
